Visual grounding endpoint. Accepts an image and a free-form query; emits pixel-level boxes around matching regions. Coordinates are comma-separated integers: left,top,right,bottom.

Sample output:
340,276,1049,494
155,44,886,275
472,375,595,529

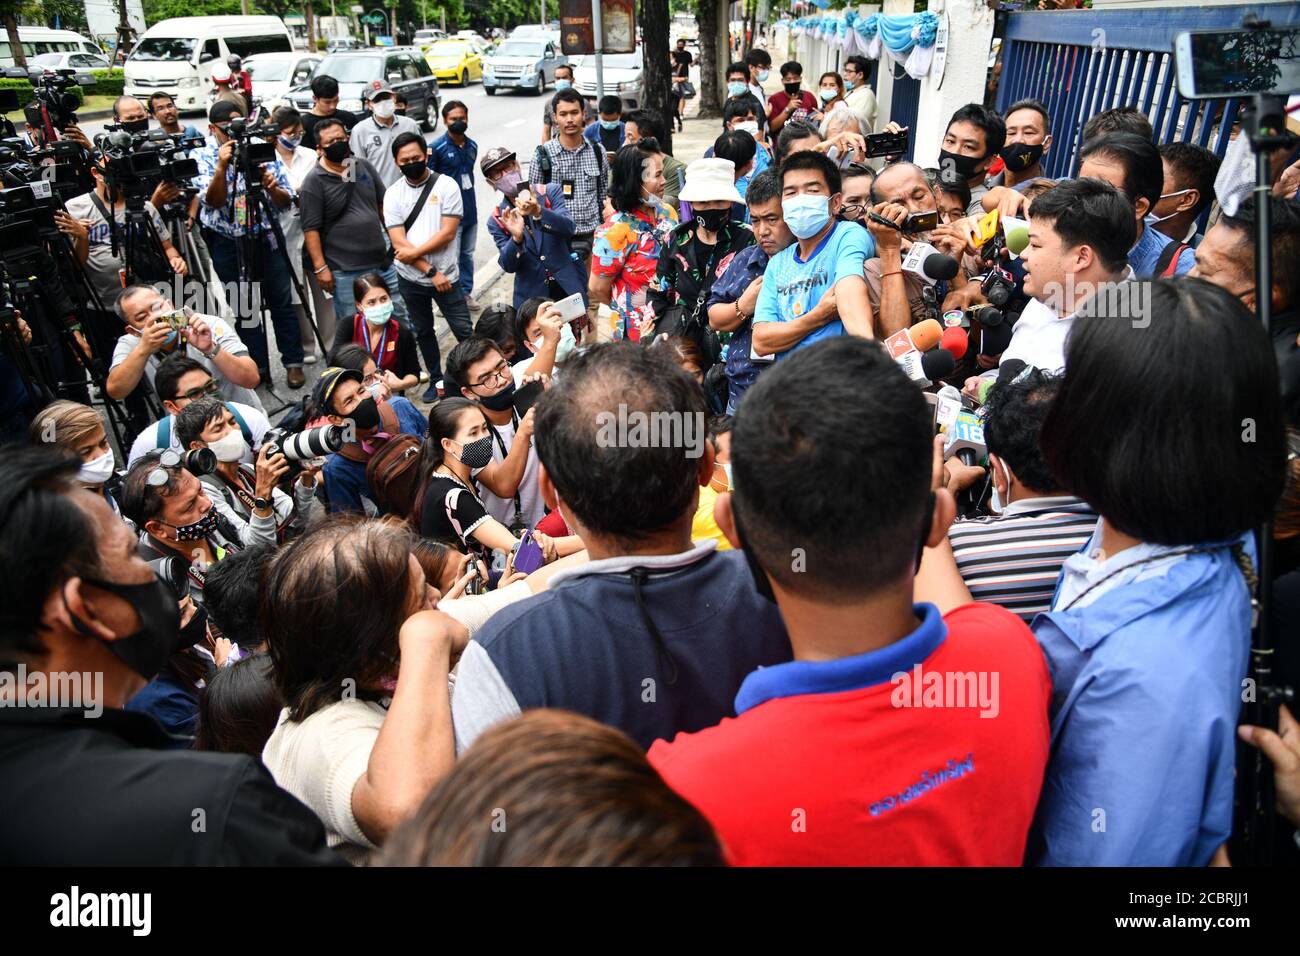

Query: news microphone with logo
940,325,968,360
884,318,943,359
979,320,1015,359
896,344,955,387
901,242,960,286
944,410,987,465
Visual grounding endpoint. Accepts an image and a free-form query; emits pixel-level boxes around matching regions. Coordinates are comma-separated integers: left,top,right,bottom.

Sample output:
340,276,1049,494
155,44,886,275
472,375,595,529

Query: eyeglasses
145,450,183,488
840,202,866,219
178,380,221,402
471,361,511,390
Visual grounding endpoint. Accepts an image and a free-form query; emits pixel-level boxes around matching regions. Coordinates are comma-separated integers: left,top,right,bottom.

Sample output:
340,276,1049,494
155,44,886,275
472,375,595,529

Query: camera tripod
225,153,327,413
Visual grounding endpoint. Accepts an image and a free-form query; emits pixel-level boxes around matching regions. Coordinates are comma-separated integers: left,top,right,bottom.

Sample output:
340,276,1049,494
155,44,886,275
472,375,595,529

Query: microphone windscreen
1005,225,1031,256
921,347,956,381
980,322,1015,356
940,326,968,360
907,318,943,352
923,252,960,281
974,305,1003,327
996,358,1028,385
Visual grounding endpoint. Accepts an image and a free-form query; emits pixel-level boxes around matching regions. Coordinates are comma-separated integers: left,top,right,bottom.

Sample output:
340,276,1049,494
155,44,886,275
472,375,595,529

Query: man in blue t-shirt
428,100,480,301
752,151,875,359
313,367,427,514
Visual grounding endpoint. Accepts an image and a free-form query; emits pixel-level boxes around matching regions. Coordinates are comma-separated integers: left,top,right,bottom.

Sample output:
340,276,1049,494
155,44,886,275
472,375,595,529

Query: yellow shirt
692,485,732,551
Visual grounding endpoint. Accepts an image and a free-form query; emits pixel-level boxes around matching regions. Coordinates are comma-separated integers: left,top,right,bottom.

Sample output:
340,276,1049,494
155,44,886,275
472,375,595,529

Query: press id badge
461,173,472,190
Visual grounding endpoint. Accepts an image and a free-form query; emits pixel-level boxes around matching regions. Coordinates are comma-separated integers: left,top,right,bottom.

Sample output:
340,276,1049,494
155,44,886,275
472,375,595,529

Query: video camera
94,127,200,210
226,116,279,178
3,66,96,135
0,174,61,270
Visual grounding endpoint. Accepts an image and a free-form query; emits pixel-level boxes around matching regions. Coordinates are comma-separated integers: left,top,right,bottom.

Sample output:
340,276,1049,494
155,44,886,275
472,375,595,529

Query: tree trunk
3,13,24,68
115,0,135,60
695,0,725,119
640,0,673,154
305,2,317,47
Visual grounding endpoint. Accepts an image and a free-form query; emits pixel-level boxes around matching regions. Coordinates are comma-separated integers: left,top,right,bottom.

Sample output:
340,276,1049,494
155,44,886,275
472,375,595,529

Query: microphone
944,410,988,464
1004,219,1030,257
979,321,1014,358
973,305,1004,328
975,358,1031,404
921,347,956,382
901,241,960,285
934,384,963,432
883,318,942,359
940,326,968,360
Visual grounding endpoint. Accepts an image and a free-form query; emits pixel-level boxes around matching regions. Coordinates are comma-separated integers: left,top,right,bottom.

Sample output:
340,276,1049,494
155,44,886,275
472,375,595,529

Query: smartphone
160,309,189,331
513,378,544,414
1175,27,1300,99
512,531,545,575
864,129,908,158
902,210,939,234
554,291,587,322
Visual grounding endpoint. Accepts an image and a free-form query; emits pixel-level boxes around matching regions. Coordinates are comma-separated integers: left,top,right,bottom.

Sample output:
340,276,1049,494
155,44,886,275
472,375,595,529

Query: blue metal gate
996,3,1300,179
889,68,921,162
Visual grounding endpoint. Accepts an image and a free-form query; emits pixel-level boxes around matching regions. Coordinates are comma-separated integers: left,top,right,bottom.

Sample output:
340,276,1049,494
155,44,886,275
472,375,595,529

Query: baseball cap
480,146,516,177
365,79,395,101
312,367,363,415
208,99,244,125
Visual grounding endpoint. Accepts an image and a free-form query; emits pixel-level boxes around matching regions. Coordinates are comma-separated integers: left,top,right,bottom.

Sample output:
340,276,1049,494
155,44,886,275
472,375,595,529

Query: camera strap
402,174,439,237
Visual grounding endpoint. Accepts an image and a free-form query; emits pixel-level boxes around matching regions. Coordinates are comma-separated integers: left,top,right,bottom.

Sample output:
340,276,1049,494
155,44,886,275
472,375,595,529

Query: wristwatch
202,341,221,360
253,496,272,512
425,267,438,279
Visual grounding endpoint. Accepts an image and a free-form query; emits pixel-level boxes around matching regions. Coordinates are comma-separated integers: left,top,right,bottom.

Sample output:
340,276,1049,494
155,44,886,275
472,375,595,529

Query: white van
0,27,102,67
123,16,294,113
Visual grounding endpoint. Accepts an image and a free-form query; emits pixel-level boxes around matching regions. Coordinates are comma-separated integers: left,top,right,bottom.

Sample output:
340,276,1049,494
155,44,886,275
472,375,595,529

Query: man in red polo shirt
647,337,1052,866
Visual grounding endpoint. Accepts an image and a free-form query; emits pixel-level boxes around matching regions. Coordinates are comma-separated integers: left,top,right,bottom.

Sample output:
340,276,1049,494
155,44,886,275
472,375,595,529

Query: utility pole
592,0,604,101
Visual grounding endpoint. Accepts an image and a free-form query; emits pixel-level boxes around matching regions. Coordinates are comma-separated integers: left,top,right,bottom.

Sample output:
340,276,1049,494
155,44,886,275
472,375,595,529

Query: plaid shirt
529,137,608,234
192,143,294,240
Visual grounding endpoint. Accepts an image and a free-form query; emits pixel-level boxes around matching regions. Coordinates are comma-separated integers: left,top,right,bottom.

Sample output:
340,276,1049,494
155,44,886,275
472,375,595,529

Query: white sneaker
303,354,318,365
419,371,430,383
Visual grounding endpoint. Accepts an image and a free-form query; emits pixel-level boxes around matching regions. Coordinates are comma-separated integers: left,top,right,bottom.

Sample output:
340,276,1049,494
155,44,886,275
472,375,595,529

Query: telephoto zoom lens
180,447,217,476
277,424,346,461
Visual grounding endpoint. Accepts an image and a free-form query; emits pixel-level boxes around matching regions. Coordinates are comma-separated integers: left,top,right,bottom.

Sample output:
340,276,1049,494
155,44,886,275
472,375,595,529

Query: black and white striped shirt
949,497,1098,622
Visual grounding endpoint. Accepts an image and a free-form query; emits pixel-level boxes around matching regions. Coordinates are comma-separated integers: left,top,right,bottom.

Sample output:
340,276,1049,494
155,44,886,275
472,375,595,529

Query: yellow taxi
424,40,481,86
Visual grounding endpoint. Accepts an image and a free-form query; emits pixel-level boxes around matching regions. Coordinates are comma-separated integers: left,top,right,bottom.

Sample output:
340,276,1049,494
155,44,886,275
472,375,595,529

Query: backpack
364,434,424,519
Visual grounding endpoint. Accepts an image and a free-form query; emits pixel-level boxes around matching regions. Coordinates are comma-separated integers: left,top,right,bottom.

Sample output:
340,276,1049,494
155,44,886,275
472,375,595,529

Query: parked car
27,51,111,72
573,52,644,111
326,37,364,53
0,26,102,68
423,40,480,86
482,36,566,97
285,47,440,131
244,51,321,112
412,29,447,49
124,16,294,113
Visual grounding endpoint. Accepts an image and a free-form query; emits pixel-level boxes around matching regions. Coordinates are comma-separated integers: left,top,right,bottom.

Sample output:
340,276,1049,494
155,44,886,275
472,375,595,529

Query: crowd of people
3,43,1300,869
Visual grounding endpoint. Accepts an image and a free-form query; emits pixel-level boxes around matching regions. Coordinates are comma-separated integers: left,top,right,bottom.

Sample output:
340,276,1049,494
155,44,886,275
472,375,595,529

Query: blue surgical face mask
363,301,393,326
844,79,856,91
727,81,747,98
757,70,770,82
278,134,301,150
600,118,620,131
555,79,572,91
820,87,837,102
781,194,832,240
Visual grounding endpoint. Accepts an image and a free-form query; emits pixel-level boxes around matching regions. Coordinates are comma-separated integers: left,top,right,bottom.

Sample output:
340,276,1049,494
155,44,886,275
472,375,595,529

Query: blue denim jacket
1028,529,1254,866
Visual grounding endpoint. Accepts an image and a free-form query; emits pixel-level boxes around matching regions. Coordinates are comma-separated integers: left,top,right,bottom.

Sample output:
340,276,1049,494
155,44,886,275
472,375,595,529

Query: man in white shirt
384,132,473,401
967,178,1137,391
745,48,771,115
349,82,422,187
106,283,264,411
841,55,878,136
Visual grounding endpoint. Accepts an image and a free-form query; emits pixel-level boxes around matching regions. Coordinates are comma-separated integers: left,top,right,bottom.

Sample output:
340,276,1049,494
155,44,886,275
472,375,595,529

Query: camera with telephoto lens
149,554,191,600
226,116,279,177
981,265,1018,309
179,447,217,477
262,424,346,462
4,66,95,135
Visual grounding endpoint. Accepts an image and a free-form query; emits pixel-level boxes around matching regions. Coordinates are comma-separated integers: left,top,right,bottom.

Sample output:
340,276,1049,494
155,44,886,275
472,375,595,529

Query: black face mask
348,396,382,431
400,160,427,182
783,82,801,97
322,140,350,163
937,148,986,185
67,574,185,679
695,207,730,232
120,117,148,135
448,120,468,136
477,380,516,412
999,141,1045,172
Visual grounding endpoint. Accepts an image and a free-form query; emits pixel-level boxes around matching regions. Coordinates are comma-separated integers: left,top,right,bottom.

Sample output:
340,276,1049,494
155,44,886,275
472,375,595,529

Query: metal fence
995,3,1300,179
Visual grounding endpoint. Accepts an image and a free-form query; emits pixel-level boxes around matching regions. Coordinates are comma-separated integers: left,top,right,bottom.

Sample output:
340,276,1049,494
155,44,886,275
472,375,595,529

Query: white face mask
989,459,1012,515
735,121,759,137
77,449,116,486
372,99,396,120
207,428,247,463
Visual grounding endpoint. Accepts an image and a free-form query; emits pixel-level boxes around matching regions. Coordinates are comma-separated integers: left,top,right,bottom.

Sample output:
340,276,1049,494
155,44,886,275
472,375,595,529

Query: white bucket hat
679,158,744,205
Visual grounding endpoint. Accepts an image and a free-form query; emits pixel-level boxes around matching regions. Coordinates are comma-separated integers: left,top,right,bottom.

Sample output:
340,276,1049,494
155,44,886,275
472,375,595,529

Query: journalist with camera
193,100,306,391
